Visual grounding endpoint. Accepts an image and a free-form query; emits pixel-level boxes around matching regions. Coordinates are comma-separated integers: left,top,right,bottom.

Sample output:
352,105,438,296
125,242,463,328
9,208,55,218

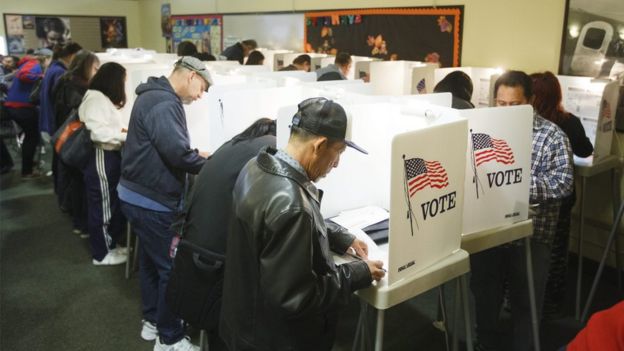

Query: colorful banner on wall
304,7,463,67
171,15,223,56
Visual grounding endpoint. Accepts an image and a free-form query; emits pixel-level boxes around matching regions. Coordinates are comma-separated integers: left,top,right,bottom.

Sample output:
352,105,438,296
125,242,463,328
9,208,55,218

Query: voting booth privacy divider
460,105,533,235
369,61,436,95
558,75,619,164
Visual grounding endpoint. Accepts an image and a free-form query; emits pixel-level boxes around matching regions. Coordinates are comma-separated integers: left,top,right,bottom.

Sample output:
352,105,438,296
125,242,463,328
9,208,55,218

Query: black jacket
222,43,245,64
558,114,593,158
52,74,88,129
184,135,276,254
120,76,205,209
220,147,372,351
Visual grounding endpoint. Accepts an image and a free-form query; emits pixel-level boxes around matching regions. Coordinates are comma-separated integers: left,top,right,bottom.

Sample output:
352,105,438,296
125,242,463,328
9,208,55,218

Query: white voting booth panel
257,48,292,71
355,61,372,80
311,56,329,72
301,80,374,99
355,92,452,108
593,80,620,162
387,120,467,285
411,65,436,94
435,67,502,108
557,75,615,163
201,85,305,151
461,105,532,235
319,55,376,80
369,61,428,95
275,52,329,71
247,71,317,87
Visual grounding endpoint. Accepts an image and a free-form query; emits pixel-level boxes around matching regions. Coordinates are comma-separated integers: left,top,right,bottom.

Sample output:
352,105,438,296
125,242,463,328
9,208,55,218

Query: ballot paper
329,206,389,230
329,206,389,265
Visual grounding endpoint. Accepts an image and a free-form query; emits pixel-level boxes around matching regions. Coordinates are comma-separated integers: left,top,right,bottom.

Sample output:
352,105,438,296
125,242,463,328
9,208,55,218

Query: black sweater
558,114,593,158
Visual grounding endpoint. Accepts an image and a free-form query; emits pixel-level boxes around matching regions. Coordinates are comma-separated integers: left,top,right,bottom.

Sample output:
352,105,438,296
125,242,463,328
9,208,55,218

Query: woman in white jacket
79,62,128,265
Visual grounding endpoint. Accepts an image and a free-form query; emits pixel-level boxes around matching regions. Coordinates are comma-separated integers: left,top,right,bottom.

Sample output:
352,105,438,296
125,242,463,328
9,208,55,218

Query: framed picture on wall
100,17,128,48
559,0,624,78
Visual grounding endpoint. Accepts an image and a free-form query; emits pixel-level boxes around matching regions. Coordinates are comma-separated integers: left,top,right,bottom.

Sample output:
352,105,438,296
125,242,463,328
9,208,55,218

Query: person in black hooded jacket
119,56,212,351
52,51,100,235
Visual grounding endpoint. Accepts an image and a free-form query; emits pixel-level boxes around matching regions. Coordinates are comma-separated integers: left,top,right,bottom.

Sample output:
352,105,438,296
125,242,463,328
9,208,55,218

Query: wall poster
304,7,463,68
171,15,223,56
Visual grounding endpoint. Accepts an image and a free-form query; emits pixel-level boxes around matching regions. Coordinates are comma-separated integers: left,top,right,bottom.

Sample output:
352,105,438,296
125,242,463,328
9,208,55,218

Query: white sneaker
141,319,158,341
92,251,127,266
154,336,199,351
112,246,129,255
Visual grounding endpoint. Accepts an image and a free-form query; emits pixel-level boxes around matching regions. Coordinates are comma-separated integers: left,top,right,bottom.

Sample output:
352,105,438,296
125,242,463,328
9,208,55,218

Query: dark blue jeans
120,201,184,344
470,240,552,351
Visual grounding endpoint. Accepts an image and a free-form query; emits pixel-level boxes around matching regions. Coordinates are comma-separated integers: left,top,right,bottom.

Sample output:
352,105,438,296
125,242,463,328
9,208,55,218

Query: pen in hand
345,250,388,280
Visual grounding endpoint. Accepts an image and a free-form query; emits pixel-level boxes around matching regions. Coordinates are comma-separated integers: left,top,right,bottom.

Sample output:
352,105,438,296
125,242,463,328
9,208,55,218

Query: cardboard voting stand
460,105,533,235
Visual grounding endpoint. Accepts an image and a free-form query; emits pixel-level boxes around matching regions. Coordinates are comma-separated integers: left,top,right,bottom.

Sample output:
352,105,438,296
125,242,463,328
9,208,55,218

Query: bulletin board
304,7,463,68
170,14,223,56
3,13,127,55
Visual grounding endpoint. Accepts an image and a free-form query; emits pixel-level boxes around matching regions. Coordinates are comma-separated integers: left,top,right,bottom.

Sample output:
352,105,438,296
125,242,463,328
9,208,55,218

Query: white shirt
79,89,126,148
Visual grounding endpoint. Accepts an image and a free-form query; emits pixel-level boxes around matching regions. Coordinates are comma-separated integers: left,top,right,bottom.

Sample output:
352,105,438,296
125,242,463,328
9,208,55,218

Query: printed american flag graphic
404,158,449,197
472,133,515,167
416,78,426,94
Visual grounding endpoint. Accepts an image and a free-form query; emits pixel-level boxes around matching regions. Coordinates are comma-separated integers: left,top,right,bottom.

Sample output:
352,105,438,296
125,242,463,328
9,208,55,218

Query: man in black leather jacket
220,97,385,351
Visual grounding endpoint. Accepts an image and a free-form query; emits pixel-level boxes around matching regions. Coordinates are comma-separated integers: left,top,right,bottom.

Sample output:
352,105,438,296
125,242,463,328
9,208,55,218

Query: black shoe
0,165,13,174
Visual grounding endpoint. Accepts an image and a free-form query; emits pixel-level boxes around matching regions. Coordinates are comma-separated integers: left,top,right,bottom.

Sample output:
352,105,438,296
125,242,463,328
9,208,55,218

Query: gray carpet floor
0,145,621,351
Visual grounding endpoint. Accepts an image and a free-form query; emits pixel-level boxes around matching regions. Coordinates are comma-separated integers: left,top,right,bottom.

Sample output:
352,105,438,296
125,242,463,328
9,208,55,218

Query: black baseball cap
291,97,367,154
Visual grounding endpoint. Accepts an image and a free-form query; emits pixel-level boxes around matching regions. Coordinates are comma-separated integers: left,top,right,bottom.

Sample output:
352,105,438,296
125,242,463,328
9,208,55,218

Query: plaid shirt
515,113,574,246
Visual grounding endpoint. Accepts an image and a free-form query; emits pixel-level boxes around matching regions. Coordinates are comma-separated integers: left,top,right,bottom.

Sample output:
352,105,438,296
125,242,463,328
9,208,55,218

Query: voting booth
435,67,503,108
274,52,329,71
558,75,618,163
277,98,468,285
319,55,377,80
460,105,533,235
369,61,432,95
256,48,292,70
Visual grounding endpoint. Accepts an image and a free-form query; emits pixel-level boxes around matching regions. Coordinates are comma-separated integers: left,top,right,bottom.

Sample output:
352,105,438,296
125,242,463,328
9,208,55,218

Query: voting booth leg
581,200,624,322
460,275,474,351
525,237,541,351
435,286,451,351
575,177,587,320
125,223,132,279
452,279,460,351
451,275,474,351
374,309,385,351
199,330,208,351
611,168,622,291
